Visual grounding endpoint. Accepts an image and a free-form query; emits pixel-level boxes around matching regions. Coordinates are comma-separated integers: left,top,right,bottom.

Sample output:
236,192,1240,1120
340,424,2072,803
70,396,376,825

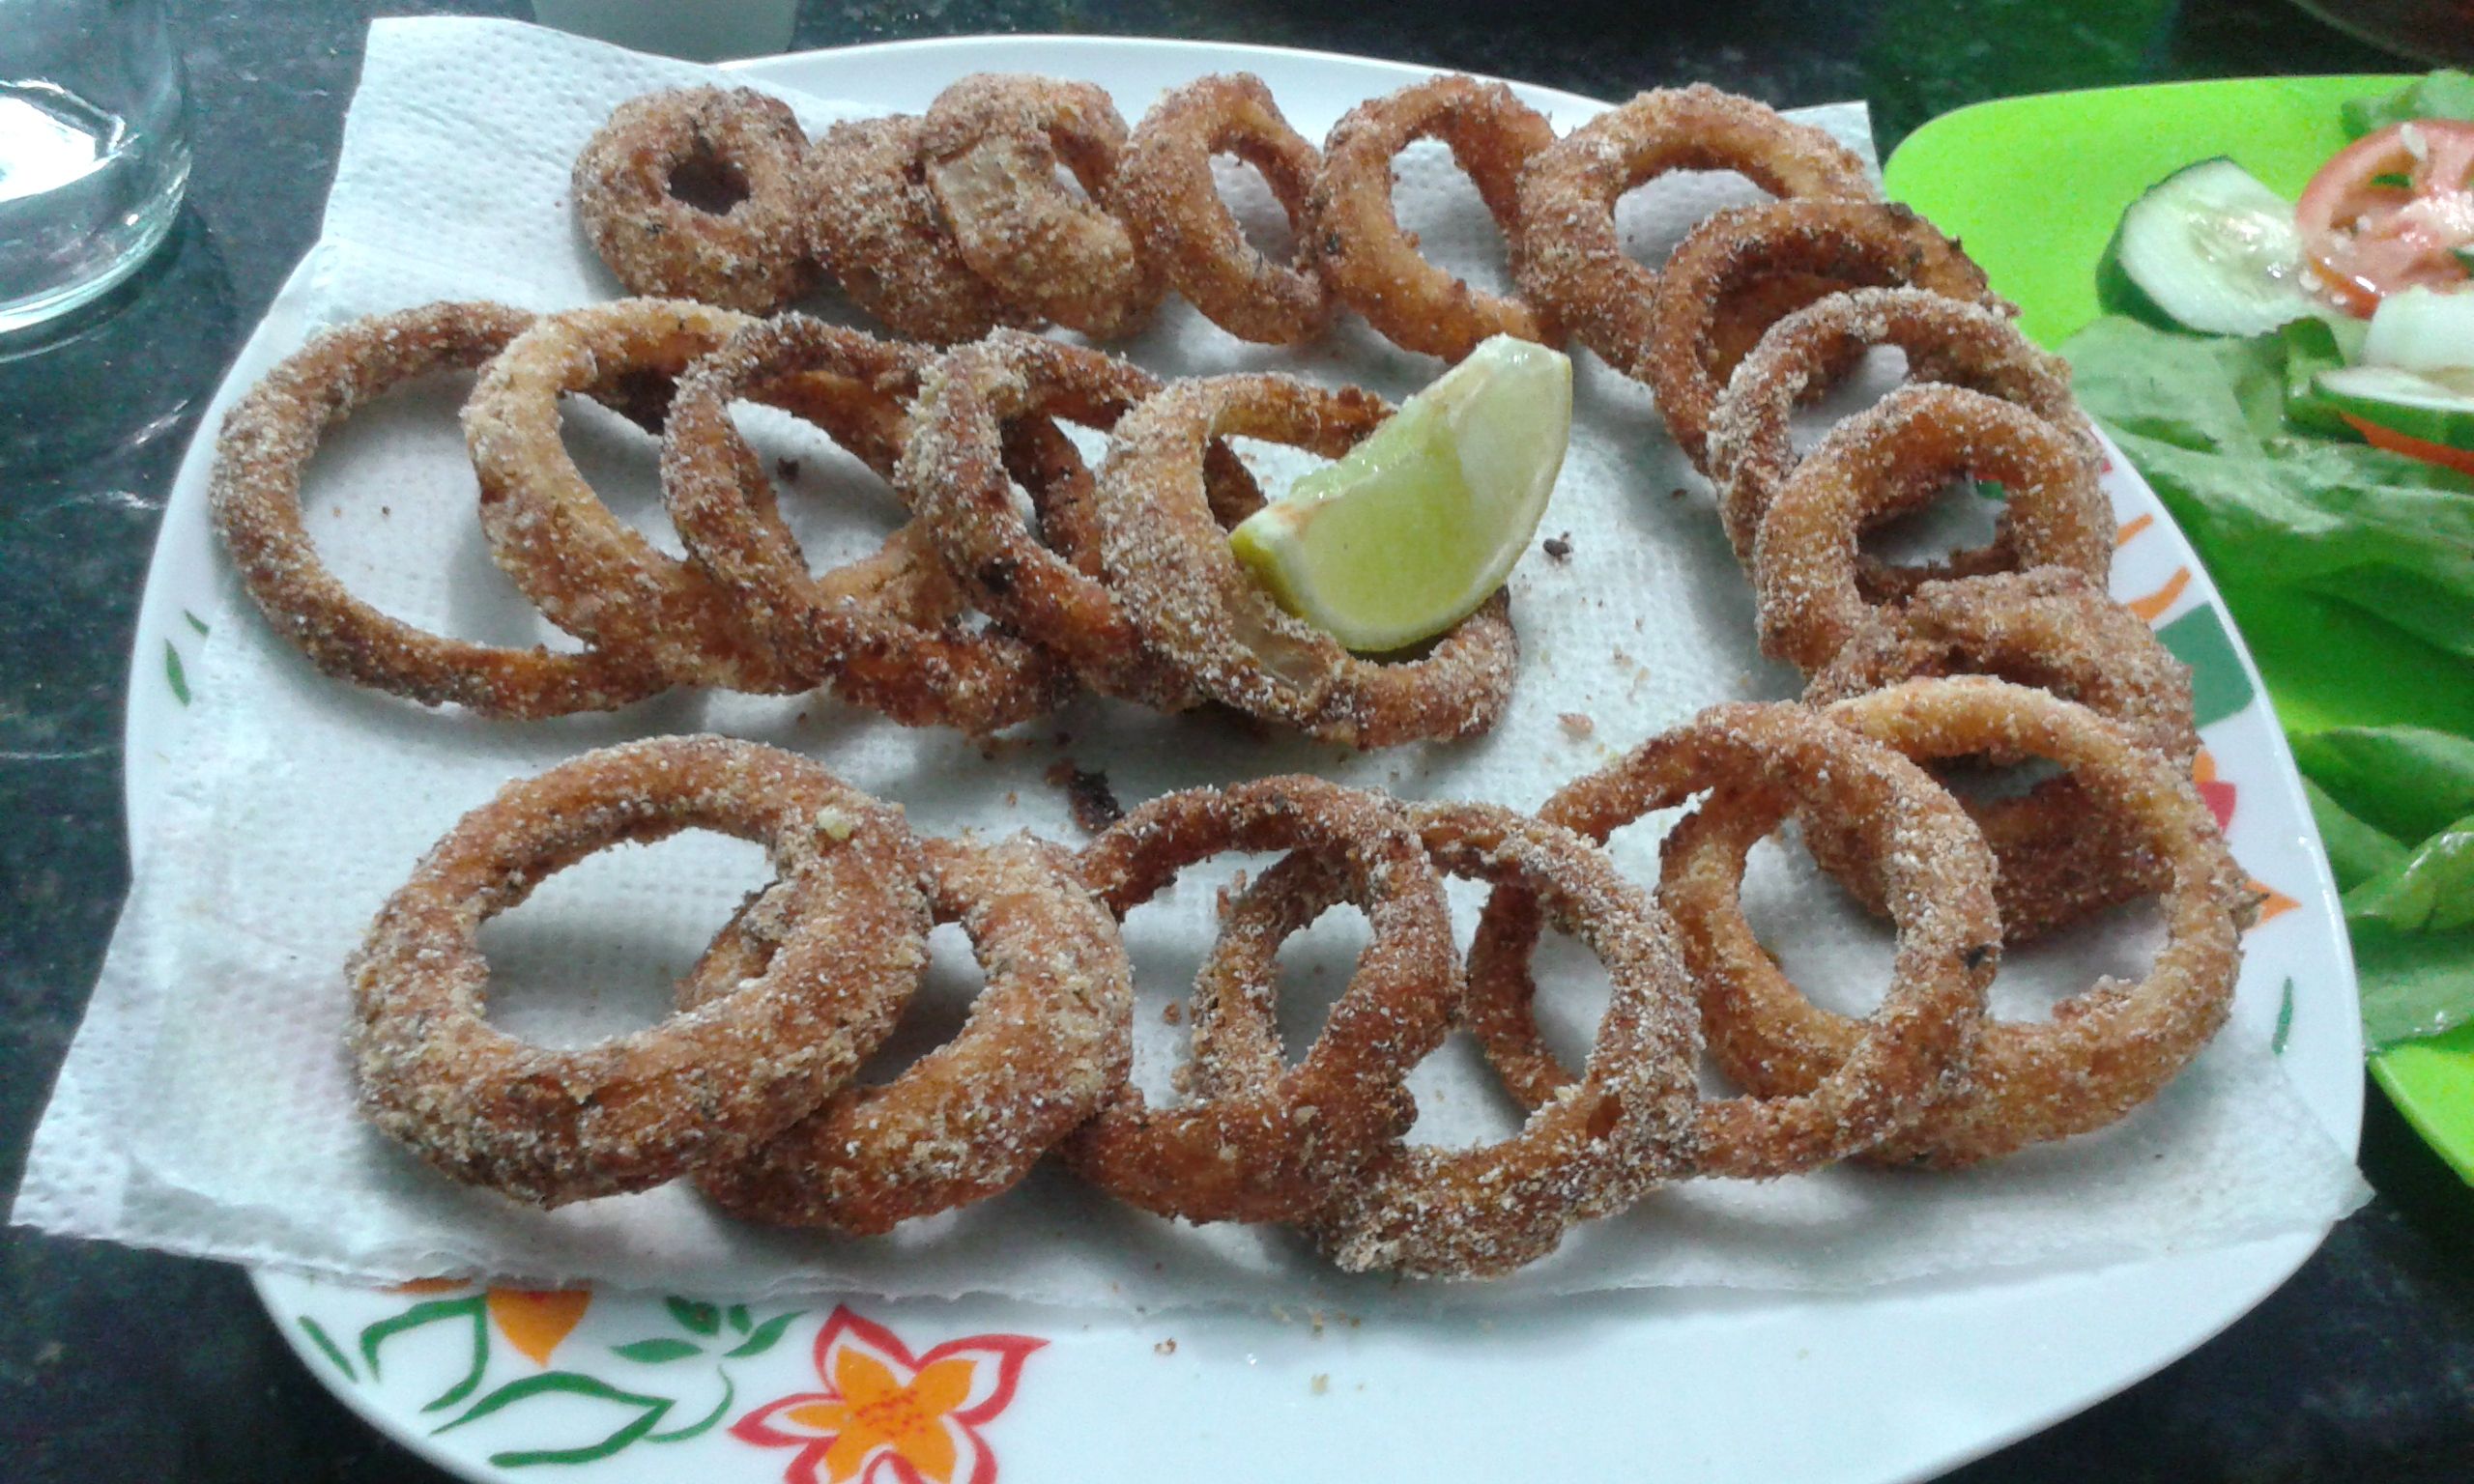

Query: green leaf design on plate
297,1317,356,1382
184,609,210,636
610,1337,703,1364
164,642,190,706
2274,977,2296,1055
647,1371,734,1444
726,1303,752,1335
434,1371,674,1469
664,1298,721,1336
358,1294,492,1412
2155,605,2255,728
724,1310,805,1358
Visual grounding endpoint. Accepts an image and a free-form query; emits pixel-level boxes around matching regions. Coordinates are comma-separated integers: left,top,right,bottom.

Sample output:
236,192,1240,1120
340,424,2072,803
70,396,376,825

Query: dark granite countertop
4,2,2469,1478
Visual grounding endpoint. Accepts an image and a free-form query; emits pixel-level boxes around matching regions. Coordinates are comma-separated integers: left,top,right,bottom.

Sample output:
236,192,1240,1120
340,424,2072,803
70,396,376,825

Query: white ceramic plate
108,33,2363,1484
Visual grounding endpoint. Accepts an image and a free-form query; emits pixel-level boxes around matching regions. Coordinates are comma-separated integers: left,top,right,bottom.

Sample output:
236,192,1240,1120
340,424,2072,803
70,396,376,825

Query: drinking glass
0,0,191,334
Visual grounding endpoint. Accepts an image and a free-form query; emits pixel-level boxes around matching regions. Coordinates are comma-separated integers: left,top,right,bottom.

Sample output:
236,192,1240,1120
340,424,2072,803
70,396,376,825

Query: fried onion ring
1115,72,1335,345
1645,200,1998,469
1064,776,1455,1224
1706,286,2087,563
1306,74,1560,361
1191,804,1701,1276
681,833,1131,1234
210,301,670,720
1096,373,1520,746
1464,702,2000,1178
1800,570,2199,942
660,314,1074,733
1671,678,2248,1166
1750,383,2113,672
899,329,1264,709
805,116,1030,344
349,735,930,1207
919,73,1165,339
573,86,819,313
1513,85,1874,380
465,299,837,694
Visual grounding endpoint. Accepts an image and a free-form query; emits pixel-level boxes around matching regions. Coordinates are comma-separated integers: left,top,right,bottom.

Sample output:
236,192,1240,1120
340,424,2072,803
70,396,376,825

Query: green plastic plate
1885,73,2474,1184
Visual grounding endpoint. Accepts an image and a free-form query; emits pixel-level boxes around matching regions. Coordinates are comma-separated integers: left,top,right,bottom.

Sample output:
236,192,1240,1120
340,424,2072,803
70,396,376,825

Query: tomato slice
2295,120,2474,316
2340,412,2474,478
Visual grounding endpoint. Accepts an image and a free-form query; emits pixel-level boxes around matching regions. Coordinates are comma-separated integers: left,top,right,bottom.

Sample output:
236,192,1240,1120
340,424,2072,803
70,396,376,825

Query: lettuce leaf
2348,815,2474,1047
2064,316,2474,662
2290,726,2474,843
2304,777,2409,891
2342,70,2474,139
2063,316,2474,1047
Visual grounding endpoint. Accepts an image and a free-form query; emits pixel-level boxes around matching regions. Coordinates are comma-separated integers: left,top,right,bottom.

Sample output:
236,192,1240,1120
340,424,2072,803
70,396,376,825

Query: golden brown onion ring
918,73,1165,339
1115,72,1335,346
210,301,671,719
1750,383,2113,673
1064,776,1455,1224
1800,569,2199,943
1306,74,1560,361
1670,678,2249,1166
349,735,929,1207
1513,85,1874,380
899,330,1265,710
682,833,1131,1234
1192,804,1702,1276
805,115,1033,344
1464,701,2000,1179
1706,286,2088,564
573,86,819,313
1646,199,1997,469
661,314,1074,733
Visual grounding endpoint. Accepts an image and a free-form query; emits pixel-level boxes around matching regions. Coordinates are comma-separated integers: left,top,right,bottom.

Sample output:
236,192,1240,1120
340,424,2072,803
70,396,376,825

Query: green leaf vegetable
2064,311,2474,1049
2341,70,2474,140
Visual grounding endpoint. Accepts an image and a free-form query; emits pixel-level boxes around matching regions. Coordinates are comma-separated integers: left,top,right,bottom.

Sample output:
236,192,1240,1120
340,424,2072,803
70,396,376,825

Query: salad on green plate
1887,71,2474,1178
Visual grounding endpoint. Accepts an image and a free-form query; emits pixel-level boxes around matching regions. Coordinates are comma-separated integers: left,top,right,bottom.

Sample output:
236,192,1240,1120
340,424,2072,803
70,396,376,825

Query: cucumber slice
2097,157,2325,335
2362,286,2474,375
2316,363,2474,449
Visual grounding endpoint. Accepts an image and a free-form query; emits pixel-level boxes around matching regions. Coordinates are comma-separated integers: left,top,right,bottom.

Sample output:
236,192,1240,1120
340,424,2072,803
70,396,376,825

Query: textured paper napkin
13,17,2368,1307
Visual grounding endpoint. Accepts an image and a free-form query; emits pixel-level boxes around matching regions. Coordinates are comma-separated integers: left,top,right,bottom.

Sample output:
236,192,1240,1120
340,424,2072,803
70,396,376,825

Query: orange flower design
733,1307,1042,1484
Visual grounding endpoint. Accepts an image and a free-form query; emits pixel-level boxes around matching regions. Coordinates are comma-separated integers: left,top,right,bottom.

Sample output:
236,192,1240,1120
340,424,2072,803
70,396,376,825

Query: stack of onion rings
300,71,2266,1278
349,735,930,1207
1751,383,2112,672
1800,569,2199,942
1673,679,2249,1166
209,301,671,720
1514,85,1875,383
1646,200,1999,470
1705,286,2088,564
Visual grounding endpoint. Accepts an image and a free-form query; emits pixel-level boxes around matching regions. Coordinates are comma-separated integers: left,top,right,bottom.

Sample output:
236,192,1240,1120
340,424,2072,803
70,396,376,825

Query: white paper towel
13,17,2368,1307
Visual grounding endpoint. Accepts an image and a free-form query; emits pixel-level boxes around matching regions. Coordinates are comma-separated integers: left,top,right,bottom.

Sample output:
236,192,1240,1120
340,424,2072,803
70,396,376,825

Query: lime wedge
1229,335,1572,653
